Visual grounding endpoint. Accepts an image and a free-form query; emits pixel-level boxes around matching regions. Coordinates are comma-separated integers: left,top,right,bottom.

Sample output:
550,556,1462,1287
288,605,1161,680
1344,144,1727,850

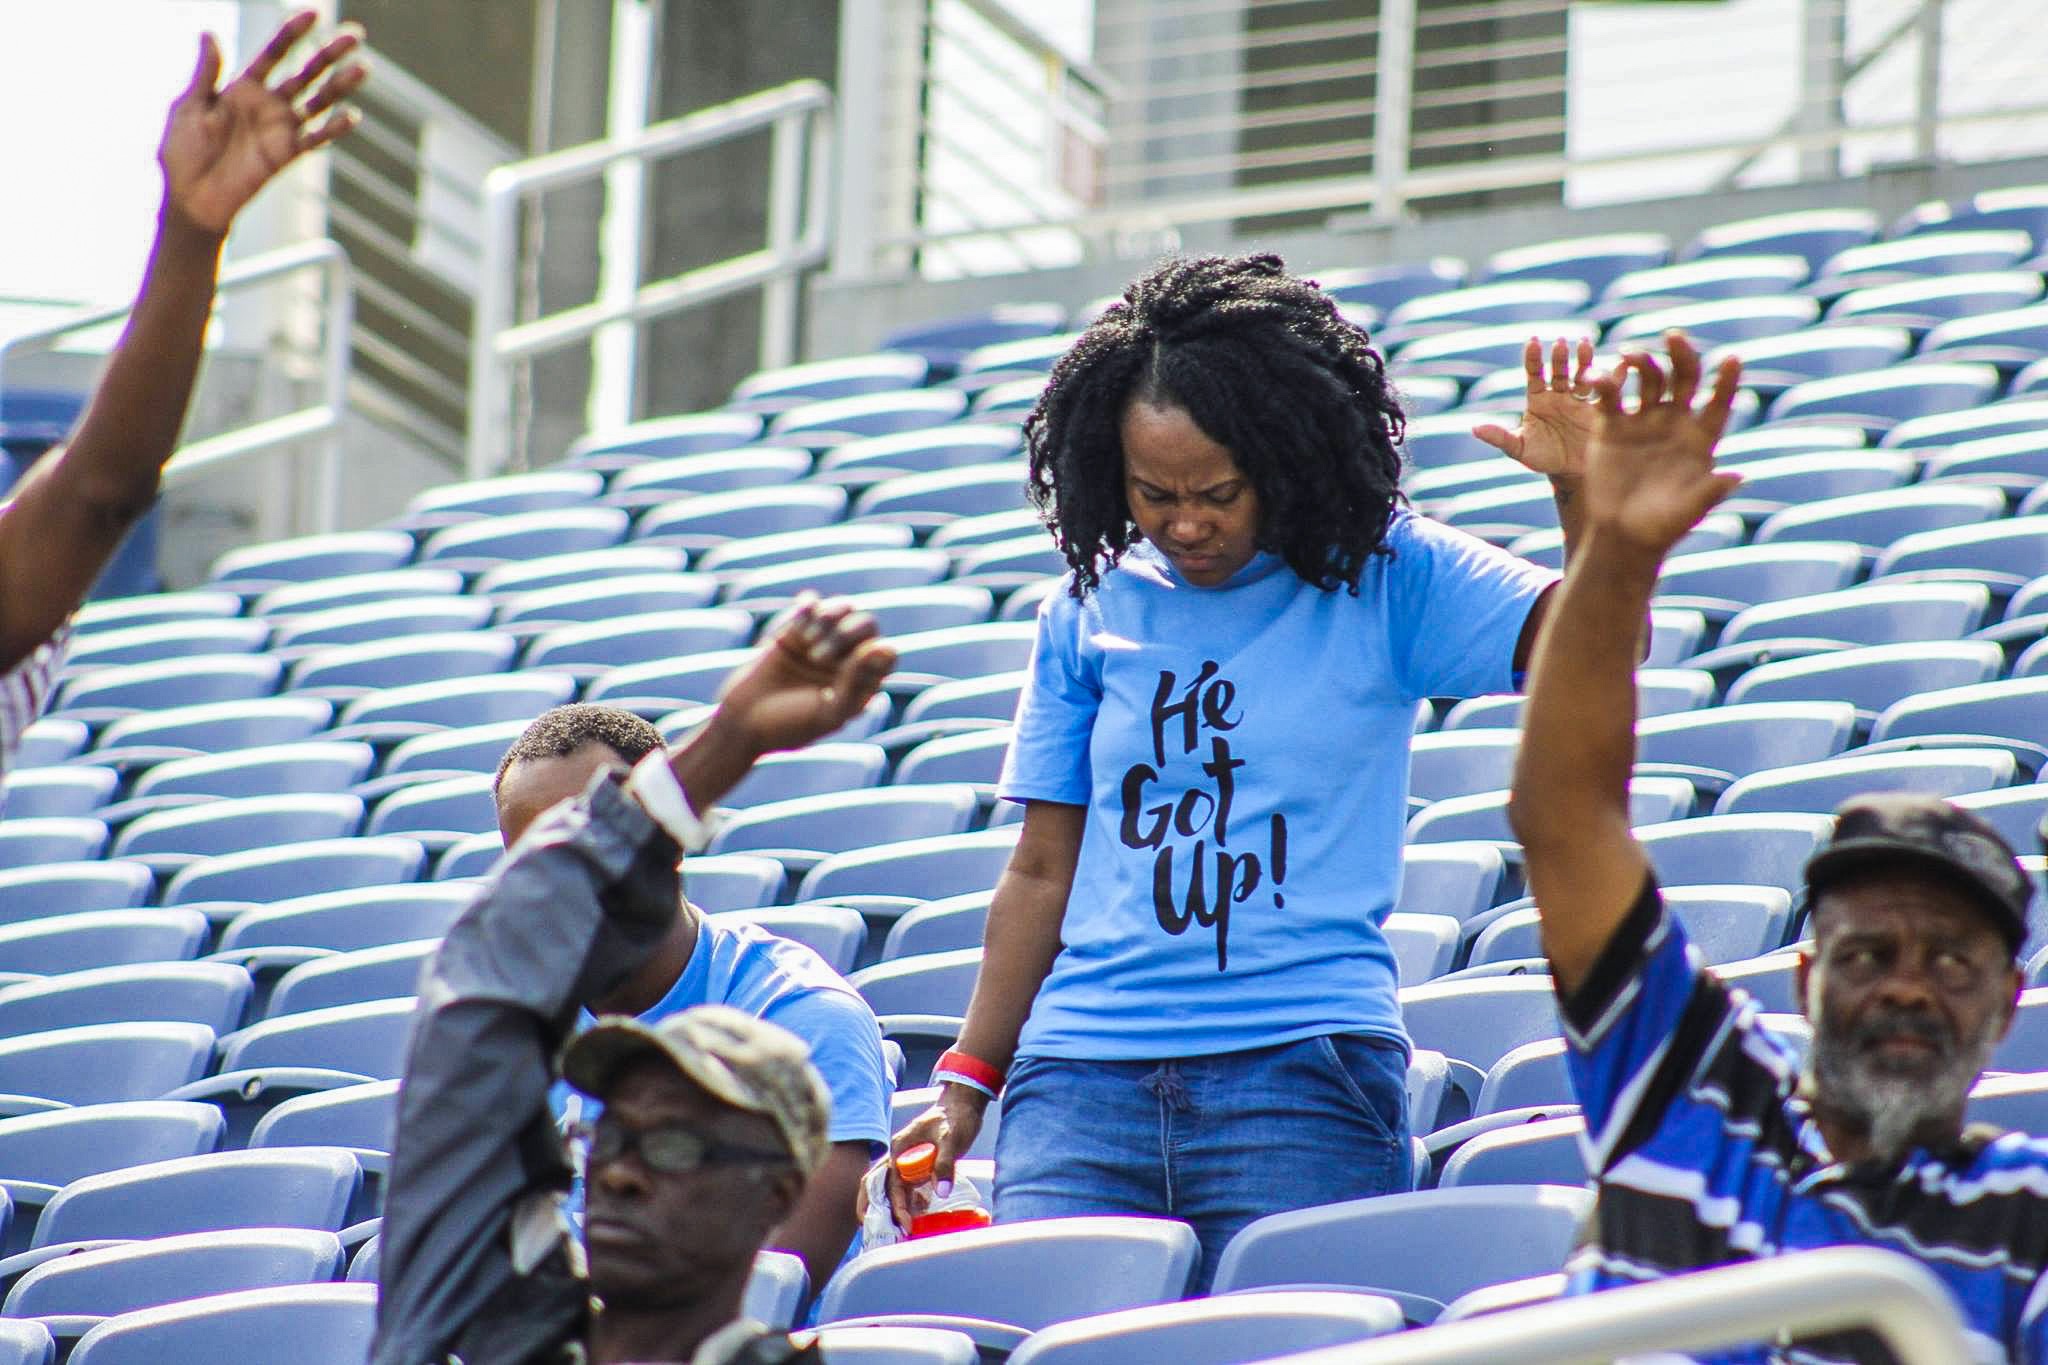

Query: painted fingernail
934,1180,952,1198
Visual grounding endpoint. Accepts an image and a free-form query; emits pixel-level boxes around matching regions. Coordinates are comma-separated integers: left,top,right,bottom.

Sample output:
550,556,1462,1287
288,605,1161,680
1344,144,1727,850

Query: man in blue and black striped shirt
1509,332,2048,1365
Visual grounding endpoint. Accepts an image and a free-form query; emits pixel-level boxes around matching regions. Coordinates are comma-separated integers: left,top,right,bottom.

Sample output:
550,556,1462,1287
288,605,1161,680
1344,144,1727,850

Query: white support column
760,112,806,372
1913,0,1945,163
833,0,887,280
1372,0,1416,225
590,0,659,439
1797,0,1847,180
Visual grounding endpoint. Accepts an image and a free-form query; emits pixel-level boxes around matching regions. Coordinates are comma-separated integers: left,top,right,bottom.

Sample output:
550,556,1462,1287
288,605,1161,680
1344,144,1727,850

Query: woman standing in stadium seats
889,254,1595,1288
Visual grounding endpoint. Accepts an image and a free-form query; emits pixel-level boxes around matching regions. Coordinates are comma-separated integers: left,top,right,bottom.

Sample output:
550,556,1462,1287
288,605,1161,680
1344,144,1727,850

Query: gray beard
1805,998,2002,1164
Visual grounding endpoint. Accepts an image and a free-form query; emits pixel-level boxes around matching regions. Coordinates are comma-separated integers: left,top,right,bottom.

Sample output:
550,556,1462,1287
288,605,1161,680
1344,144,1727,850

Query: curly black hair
1024,253,1407,595
494,703,665,789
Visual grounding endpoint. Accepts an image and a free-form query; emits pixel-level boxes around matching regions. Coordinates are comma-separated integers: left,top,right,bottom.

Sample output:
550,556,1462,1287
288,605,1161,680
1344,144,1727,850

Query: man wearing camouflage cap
372,598,895,1365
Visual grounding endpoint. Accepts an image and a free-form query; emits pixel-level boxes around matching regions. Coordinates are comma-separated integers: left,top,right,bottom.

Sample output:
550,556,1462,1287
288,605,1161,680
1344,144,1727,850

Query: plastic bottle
891,1141,992,1238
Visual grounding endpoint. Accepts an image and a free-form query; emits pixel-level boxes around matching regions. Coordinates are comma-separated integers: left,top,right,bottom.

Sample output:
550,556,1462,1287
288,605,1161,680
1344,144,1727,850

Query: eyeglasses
574,1119,792,1175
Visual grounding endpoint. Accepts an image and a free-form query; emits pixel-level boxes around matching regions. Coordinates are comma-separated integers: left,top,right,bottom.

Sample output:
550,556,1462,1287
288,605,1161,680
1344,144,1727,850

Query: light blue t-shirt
998,512,1556,1061
557,914,893,1150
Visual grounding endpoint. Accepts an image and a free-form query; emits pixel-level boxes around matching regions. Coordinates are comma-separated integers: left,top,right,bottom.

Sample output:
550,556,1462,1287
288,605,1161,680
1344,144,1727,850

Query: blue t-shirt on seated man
495,704,892,1297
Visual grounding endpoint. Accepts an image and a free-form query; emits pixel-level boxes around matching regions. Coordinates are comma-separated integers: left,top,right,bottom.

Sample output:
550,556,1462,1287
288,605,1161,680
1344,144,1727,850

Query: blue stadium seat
0,767,117,820
1392,376,1461,418
1316,260,1467,315
1209,1185,1592,1316
1873,678,2048,750
1710,326,1912,399
402,469,602,524
1684,208,1877,270
382,720,534,778
494,572,719,627
0,1322,49,1365
1883,395,2048,452
248,568,465,619
1003,1290,1401,1365
1436,1117,1588,1189
0,910,207,975
856,465,1028,531
1604,294,1817,347
74,592,243,637
66,620,269,669
903,673,1026,725
523,609,753,675
733,353,930,410
1753,484,2005,550
1382,281,1591,344
212,883,473,968
1713,423,1869,464
1715,749,2016,815
1394,411,1520,470
0,963,250,1037
672,854,783,913
586,648,757,710
816,426,1021,484
1709,451,1915,516
720,744,888,809
1602,254,1810,308
1809,230,2034,294
11,720,89,771
434,834,503,882
818,1216,1200,1330
1409,777,1696,845
882,304,1067,371
0,1023,216,1113
0,821,107,873
64,1282,375,1365
0,864,152,929
769,390,970,447
1438,672,1711,730
4,1228,343,1341
800,830,1021,904
209,531,415,590
267,597,493,651
710,786,979,864
954,333,1082,385
161,838,427,908
113,796,365,872
563,411,763,465
1920,301,2048,373
417,507,628,569
882,892,993,962
473,544,687,598
1399,976,1559,1072
1766,363,2002,437
849,948,980,1017
1895,186,2048,244
1654,544,1867,613
1636,700,1857,784
1409,733,1518,805
708,907,866,976
1635,813,1836,893
1482,233,1668,293
364,776,496,848
887,623,1038,685
1389,320,1598,383
810,1327,980,1365
1726,641,2003,718
55,655,281,718
0,1102,224,1256
249,1081,397,1173
203,998,413,1083
893,729,1013,788
1828,271,2043,335
1966,1072,2048,1132
267,942,435,1019
1384,913,1461,985
972,379,1047,420
1952,786,2048,853
635,486,849,548
791,587,995,639
722,549,951,603
333,672,576,736
1475,886,1791,970
121,745,375,817
94,698,333,759
605,447,815,509
1874,516,2048,589
1718,582,1991,649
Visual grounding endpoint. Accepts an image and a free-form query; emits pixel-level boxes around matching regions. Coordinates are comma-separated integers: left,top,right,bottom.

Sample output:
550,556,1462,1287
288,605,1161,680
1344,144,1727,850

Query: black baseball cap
1804,794,2032,956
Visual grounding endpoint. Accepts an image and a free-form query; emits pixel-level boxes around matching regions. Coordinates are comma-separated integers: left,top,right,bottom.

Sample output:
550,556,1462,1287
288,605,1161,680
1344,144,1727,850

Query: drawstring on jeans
1142,1062,1190,1110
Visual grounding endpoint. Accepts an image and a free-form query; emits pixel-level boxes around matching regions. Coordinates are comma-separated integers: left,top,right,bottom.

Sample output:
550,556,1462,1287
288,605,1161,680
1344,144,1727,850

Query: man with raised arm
0,12,364,763
1510,333,2048,1364
373,599,894,1365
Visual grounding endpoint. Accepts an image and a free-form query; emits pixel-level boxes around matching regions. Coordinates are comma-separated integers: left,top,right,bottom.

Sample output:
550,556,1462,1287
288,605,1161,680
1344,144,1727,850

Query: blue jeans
993,1033,1412,1293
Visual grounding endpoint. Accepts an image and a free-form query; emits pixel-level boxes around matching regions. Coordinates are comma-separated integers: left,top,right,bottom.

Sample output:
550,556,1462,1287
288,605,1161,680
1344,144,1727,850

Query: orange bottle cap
893,1142,938,1184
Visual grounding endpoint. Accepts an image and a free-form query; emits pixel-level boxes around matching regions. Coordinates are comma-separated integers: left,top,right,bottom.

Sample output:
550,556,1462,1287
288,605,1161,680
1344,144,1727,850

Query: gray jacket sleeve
370,772,683,1365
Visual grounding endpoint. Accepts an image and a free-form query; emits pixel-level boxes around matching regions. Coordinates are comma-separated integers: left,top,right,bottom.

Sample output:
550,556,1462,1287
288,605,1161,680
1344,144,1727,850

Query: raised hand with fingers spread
160,10,369,237
1582,330,1745,557
1472,335,1602,481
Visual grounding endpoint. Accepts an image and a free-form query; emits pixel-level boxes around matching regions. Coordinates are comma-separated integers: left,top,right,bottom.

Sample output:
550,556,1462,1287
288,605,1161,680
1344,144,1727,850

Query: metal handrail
1276,1248,1972,1365
0,239,354,532
466,79,835,479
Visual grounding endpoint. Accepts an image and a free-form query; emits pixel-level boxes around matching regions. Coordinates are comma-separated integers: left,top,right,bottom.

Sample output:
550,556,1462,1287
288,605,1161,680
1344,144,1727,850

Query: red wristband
936,1048,1005,1094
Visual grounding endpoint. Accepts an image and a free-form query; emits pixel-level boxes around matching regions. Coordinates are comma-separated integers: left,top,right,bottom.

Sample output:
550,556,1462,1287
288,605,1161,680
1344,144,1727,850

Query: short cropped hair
494,703,665,789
